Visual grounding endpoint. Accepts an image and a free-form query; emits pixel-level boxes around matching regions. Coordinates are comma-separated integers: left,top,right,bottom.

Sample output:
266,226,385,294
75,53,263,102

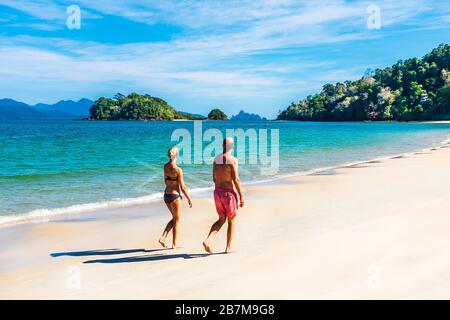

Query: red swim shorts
214,187,238,218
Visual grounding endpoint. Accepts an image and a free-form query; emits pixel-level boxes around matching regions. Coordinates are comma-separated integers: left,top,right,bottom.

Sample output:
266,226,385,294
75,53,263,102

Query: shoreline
2,133,450,229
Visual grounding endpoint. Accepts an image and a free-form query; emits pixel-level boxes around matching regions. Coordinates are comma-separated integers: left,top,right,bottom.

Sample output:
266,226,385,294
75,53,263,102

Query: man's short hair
223,137,234,152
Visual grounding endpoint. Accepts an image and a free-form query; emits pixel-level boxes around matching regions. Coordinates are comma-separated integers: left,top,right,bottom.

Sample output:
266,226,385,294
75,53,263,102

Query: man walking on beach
203,137,244,254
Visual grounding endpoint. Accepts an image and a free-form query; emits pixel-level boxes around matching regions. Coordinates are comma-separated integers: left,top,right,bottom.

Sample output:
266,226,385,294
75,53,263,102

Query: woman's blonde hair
168,146,179,161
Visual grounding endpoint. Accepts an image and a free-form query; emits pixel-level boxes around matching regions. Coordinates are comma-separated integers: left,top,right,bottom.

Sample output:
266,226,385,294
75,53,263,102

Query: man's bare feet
158,238,167,248
203,241,213,254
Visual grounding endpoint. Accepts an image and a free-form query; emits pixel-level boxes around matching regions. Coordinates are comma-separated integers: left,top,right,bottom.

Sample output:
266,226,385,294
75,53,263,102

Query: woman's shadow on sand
50,248,214,264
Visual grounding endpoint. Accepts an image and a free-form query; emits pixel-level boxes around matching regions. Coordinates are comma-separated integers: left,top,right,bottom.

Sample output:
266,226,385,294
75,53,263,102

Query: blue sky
0,0,449,118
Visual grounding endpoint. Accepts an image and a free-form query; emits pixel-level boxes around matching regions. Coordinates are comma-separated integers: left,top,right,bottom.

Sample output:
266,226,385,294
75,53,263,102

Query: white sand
1,143,450,299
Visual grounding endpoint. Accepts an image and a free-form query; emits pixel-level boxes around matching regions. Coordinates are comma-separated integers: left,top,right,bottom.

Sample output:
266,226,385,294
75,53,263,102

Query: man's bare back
213,153,238,190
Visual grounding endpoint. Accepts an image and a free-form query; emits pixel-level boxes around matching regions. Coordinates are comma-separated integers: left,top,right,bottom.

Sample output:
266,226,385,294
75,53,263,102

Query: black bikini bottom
164,193,182,204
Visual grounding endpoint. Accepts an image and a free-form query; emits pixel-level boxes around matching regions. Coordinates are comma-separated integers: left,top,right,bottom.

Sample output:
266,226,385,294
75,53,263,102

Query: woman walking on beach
159,146,192,249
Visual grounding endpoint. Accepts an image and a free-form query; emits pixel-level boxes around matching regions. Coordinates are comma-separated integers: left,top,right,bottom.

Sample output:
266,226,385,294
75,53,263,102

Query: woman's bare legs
159,199,182,248
170,200,182,248
159,202,173,248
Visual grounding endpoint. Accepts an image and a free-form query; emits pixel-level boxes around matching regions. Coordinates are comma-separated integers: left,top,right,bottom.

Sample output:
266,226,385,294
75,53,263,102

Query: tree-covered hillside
90,93,183,120
278,44,450,121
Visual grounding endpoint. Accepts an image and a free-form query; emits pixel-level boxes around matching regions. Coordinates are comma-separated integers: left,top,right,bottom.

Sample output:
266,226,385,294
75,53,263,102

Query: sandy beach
1,141,450,299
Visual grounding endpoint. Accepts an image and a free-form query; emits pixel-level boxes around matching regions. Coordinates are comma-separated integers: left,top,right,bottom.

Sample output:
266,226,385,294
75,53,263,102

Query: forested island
208,108,228,120
278,44,450,121
89,93,184,120
89,93,226,121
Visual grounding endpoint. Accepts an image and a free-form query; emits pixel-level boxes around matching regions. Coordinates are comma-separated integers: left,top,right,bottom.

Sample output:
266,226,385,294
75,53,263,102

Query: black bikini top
165,175,178,181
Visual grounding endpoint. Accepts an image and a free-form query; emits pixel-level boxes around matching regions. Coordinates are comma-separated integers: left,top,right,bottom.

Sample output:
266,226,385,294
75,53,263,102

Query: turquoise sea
1,120,450,225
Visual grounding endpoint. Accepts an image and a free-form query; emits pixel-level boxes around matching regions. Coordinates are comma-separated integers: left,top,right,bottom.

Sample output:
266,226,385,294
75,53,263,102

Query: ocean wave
1,135,450,228
0,192,161,227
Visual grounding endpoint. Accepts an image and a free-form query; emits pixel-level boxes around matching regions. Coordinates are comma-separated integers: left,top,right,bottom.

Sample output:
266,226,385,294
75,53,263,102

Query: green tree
436,85,450,116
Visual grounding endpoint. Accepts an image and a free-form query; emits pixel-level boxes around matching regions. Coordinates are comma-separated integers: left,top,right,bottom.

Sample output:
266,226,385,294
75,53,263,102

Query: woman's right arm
178,168,192,208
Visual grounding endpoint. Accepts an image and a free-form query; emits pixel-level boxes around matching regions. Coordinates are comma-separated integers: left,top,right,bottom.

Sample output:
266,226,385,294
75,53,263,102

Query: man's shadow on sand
50,248,216,264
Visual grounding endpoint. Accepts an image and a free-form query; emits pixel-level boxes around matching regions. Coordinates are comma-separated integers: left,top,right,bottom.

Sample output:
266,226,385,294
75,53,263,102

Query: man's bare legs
159,200,181,249
225,216,235,254
203,215,226,253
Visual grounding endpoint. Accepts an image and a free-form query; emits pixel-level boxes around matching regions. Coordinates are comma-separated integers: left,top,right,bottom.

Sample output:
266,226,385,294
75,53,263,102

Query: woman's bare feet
203,241,213,253
172,244,182,249
158,238,167,248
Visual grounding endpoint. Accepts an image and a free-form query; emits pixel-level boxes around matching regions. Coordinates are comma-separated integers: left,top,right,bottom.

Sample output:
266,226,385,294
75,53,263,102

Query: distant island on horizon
89,95,268,121
0,98,94,120
0,96,269,122
231,110,268,121
88,94,237,121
